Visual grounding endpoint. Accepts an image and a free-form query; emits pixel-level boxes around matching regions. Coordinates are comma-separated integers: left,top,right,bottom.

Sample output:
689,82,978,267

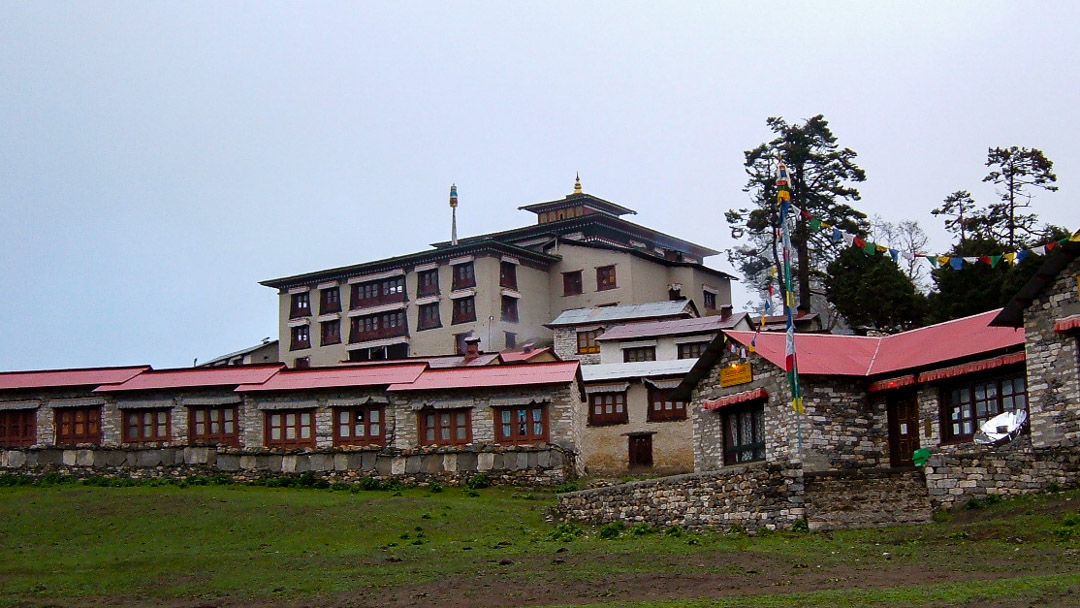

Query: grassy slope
1,483,1079,607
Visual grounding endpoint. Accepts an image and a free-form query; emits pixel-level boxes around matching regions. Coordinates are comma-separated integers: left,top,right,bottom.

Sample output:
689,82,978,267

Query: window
623,346,656,363
351,277,406,309
189,406,239,447
596,266,617,291
501,296,518,323
563,271,583,296
454,332,472,355
417,269,440,297
320,287,341,314
589,392,627,425
703,290,717,311
452,262,475,290
0,410,36,447
417,302,441,330
55,407,101,444
321,319,341,345
942,374,1028,442
577,329,602,354
290,324,311,350
265,410,316,449
648,388,687,421
452,296,476,324
334,406,385,446
678,342,709,359
294,357,311,369
418,408,472,446
495,405,548,445
123,409,170,443
500,261,517,289
723,402,765,465
349,310,408,342
504,332,517,349
290,292,311,318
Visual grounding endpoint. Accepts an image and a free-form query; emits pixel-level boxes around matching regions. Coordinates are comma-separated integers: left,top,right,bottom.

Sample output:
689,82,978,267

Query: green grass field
2,476,1080,607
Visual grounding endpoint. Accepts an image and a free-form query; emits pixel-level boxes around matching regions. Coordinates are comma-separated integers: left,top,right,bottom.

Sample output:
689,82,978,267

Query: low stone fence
554,461,806,532
924,444,1080,508
0,443,574,486
803,468,932,530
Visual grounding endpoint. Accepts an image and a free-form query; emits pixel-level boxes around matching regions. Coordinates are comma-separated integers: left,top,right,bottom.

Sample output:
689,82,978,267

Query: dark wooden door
629,434,653,468
887,393,920,467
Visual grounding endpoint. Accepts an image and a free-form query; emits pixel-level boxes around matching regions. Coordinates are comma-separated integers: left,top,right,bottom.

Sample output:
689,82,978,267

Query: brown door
887,393,920,467
629,434,653,469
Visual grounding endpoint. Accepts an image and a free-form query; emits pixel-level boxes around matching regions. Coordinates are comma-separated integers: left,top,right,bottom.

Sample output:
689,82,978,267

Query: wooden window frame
55,406,101,445
350,277,407,310
320,319,341,346
319,287,341,314
589,392,628,426
349,310,408,343
417,302,442,331
188,405,239,447
290,324,311,350
941,373,1028,443
289,291,311,319
703,290,717,311
504,331,516,349
452,262,476,291
333,406,386,447
647,388,687,421
0,409,36,447
499,261,518,290
123,408,171,444
623,346,656,363
677,342,709,359
596,265,617,291
577,329,602,354
495,405,548,445
452,296,476,325
501,296,519,323
418,408,472,446
723,401,766,465
563,271,583,296
417,269,440,297
264,409,316,449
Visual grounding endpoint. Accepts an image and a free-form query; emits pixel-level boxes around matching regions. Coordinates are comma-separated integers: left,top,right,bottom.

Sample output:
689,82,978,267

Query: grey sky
2,2,1077,371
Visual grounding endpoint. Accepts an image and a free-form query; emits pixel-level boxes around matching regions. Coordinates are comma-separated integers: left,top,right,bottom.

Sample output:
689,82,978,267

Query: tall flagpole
776,159,805,454
449,184,459,246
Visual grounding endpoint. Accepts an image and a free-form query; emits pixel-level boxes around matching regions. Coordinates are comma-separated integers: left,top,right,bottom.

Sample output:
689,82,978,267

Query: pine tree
982,146,1058,249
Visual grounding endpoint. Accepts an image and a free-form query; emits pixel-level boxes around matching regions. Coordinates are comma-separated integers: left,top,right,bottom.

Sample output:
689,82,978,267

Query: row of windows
0,405,549,449
619,343,710,362
587,389,688,426
561,266,616,296
291,261,523,319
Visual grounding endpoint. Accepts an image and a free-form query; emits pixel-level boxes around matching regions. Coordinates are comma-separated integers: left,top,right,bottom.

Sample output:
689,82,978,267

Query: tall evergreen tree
825,247,928,334
982,146,1058,249
726,115,868,314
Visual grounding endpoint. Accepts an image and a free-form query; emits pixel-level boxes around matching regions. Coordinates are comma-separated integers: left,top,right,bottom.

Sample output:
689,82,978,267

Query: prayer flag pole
776,159,805,453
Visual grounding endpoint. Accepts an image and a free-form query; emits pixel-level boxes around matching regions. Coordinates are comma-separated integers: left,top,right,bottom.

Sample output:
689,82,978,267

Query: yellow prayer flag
937,256,950,266
1004,252,1016,264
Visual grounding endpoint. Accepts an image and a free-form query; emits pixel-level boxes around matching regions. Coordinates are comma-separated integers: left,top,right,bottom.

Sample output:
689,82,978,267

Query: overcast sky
2,1,1078,372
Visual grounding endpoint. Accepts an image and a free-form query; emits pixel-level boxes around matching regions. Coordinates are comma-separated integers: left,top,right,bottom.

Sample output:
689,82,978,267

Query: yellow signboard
720,363,752,388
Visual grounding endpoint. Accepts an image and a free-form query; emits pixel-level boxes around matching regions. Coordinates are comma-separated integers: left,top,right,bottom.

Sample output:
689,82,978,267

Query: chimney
720,305,733,321
522,342,534,353
464,337,482,363
667,282,683,301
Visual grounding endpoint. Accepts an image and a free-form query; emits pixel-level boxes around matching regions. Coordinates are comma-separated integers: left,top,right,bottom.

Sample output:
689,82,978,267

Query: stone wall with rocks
923,443,1080,508
1023,254,1080,449
553,328,601,364
0,443,573,486
803,468,932,530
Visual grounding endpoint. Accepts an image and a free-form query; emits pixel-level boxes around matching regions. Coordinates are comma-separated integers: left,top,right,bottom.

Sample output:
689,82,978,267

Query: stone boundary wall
924,445,1080,508
803,468,932,530
554,461,806,532
0,444,574,486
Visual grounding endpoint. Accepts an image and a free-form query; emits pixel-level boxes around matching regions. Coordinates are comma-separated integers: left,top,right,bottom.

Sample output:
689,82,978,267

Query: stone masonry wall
923,442,1080,508
803,468,932,530
553,327,601,364
1023,254,1080,449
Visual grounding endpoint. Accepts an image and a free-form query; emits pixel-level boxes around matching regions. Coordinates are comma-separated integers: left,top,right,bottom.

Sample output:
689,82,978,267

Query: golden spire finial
573,172,582,194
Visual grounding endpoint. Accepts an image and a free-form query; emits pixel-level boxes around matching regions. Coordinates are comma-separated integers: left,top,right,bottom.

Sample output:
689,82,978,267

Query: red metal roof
918,352,1026,383
703,388,768,410
0,366,150,391
96,365,284,392
387,361,579,391
237,363,427,392
1055,314,1080,333
500,347,553,363
724,308,1025,378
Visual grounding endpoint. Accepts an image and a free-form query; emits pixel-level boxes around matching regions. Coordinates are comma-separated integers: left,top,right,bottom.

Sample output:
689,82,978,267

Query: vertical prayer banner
776,161,804,416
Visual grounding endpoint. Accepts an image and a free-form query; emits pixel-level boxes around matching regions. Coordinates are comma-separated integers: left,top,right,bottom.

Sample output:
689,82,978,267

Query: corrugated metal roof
547,300,696,327
597,314,749,341
237,363,427,392
723,308,1025,377
96,365,284,392
388,361,579,391
500,347,553,363
0,366,150,391
581,359,697,382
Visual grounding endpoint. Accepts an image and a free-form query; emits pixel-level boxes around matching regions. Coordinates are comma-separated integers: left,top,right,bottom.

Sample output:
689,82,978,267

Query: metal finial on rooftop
573,172,582,194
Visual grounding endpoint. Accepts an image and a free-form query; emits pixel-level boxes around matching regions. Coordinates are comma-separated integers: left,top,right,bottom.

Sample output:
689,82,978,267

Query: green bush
329,482,349,492
427,481,444,493
663,525,685,538
36,473,75,487
548,522,583,542
598,521,625,540
0,474,32,487
465,473,491,490
553,482,580,493
791,517,810,533
358,477,383,491
209,474,234,485
184,475,210,486
628,522,655,537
